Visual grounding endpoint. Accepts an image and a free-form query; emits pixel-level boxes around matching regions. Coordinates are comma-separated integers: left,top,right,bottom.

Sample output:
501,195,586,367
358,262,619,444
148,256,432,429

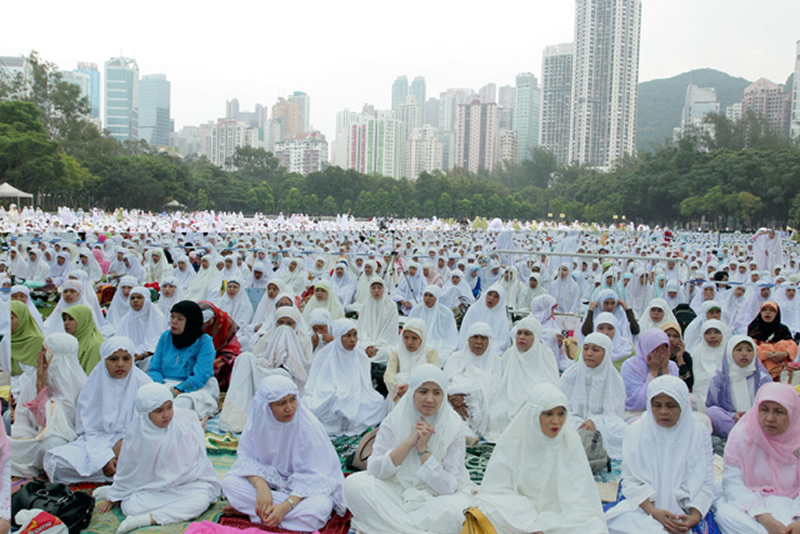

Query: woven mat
217,512,351,534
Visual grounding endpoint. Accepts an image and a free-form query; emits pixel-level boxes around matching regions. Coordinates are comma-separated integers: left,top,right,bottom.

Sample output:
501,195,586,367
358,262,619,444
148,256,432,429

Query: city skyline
5,0,799,144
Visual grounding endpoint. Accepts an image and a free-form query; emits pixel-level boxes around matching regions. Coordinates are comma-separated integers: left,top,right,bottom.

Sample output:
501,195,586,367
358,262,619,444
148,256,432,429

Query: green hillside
636,68,751,152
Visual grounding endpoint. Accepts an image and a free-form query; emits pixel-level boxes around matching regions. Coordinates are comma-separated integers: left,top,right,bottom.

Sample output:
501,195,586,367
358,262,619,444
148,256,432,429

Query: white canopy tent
0,182,34,206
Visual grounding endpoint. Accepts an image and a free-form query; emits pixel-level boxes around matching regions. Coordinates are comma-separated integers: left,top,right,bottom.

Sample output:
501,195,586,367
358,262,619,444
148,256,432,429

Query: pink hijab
724,382,800,497
93,248,111,274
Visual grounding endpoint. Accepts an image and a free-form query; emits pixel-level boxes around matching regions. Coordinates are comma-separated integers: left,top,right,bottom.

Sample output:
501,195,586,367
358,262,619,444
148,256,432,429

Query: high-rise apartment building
540,43,574,165
424,97,440,128
570,0,642,169
104,57,140,142
138,74,172,148
60,70,91,111
479,83,497,104
410,77,426,125
271,97,301,141
406,125,443,179
499,129,519,164
742,78,792,137
793,41,800,140
345,111,404,179
439,88,477,133
392,76,408,115
498,85,515,109
75,63,101,119
288,91,310,134
673,84,719,141
513,72,541,162
332,108,359,167
274,131,328,176
207,118,261,170
455,100,499,174
0,56,32,98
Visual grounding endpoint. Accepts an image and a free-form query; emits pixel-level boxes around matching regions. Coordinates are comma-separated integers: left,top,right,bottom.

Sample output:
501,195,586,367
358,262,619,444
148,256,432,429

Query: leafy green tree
322,195,338,215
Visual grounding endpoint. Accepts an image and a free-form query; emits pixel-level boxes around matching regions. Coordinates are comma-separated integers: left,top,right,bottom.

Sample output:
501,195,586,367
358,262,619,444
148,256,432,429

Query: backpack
12,481,94,534
578,428,611,474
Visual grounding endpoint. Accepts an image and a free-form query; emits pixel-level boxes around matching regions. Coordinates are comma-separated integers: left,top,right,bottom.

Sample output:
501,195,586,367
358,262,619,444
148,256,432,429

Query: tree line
2,52,799,229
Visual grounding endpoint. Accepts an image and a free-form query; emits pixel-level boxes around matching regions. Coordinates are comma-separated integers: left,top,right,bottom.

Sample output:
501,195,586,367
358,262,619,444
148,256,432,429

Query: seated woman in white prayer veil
92,383,221,534
44,336,152,484
12,333,86,478
439,269,475,309
344,364,473,534
308,308,334,355
303,318,385,435
605,376,714,534
475,383,608,534
223,375,345,531
301,279,344,322
408,285,458,366
220,307,311,433
356,278,399,365
383,318,439,407
487,316,560,442
559,332,627,459
443,321,502,440
457,284,511,352
117,286,166,370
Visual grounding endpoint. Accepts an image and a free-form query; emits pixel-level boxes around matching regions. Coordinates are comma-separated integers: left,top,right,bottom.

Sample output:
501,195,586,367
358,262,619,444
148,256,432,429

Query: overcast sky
5,0,799,140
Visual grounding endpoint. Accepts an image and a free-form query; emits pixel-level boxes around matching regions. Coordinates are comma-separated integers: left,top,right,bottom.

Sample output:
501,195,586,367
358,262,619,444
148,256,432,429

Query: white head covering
107,383,221,502
10,285,45,332
408,285,458,359
381,364,466,489
637,298,679,331
303,318,385,433
117,286,167,354
75,336,152,436
439,269,475,308
560,332,625,421
302,279,344,321
593,312,634,361
478,383,606,533
156,275,185,326
185,254,222,302
77,247,103,283
253,307,310,388
356,278,399,351
724,335,760,413
691,318,730,399
106,275,137,327
394,318,430,387
15,332,87,434
228,375,345,512
246,261,271,290
488,316,559,440
618,376,711,516
172,254,196,290
216,276,254,327
458,284,510,351
252,279,289,328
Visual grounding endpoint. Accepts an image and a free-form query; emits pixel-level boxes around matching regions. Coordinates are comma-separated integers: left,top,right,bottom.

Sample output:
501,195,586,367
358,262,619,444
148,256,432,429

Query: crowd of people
3,205,800,534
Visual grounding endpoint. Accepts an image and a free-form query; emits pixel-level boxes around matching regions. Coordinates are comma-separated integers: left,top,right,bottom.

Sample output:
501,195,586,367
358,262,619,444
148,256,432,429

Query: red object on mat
217,511,351,534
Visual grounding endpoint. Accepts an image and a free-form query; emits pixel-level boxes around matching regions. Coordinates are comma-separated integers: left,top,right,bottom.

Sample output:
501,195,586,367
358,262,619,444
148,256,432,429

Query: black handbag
11,481,95,534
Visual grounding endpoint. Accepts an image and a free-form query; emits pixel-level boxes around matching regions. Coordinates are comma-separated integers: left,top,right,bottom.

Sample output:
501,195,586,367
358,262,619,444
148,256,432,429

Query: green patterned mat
82,454,235,534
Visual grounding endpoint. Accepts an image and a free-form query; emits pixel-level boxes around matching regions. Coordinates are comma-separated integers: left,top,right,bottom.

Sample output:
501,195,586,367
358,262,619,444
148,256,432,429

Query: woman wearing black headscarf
147,301,220,418
747,300,798,380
